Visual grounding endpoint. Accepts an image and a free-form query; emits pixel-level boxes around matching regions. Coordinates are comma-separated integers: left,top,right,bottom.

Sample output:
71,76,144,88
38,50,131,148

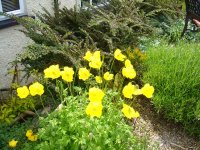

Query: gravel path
133,99,200,150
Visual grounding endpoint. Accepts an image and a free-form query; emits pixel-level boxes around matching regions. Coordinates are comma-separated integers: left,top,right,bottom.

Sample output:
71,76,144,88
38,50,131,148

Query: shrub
143,40,200,137
4,0,162,77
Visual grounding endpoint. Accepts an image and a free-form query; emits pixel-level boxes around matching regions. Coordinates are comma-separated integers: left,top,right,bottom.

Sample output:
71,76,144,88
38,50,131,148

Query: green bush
143,40,200,137
22,90,149,150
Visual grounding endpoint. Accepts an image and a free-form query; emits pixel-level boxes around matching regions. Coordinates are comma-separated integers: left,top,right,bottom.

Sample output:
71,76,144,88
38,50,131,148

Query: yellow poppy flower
114,48,126,61
122,104,140,119
122,67,136,79
86,102,103,118
89,87,105,102
103,72,113,81
141,83,154,98
61,67,74,82
95,76,103,84
26,130,33,138
44,64,61,79
29,82,44,96
122,82,137,99
17,86,29,99
83,51,93,61
78,68,91,81
9,139,18,148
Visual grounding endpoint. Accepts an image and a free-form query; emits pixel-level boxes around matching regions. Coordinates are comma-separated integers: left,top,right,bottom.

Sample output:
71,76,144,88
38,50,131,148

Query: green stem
68,82,73,96
45,79,56,105
40,96,45,108
110,58,115,72
29,99,40,118
56,80,62,102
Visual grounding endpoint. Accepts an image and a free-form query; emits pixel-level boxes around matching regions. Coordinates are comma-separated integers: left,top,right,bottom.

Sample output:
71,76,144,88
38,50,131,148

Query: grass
143,40,200,137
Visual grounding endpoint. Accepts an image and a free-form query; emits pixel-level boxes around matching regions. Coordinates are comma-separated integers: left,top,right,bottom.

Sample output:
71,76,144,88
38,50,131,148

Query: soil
133,98,200,150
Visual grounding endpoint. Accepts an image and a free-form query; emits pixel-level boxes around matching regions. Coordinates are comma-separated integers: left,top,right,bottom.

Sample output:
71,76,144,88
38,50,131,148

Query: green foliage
156,18,200,43
143,40,200,137
22,90,149,150
142,0,184,39
0,97,35,125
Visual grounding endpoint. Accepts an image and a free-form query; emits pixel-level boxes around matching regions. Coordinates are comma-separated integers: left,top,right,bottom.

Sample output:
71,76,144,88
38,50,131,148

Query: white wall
26,0,77,16
0,0,76,89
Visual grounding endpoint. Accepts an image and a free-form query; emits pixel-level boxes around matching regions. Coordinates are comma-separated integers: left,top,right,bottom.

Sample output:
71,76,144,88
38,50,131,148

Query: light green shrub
143,40,200,137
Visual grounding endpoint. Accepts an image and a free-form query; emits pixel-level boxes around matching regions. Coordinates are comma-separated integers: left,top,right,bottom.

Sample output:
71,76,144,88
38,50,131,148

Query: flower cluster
8,130,37,148
113,49,154,99
113,49,154,118
17,82,44,99
16,48,154,121
82,48,154,119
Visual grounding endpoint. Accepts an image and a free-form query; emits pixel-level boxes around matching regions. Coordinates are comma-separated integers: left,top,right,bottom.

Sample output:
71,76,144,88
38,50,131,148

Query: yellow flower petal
78,68,91,81
29,82,44,96
86,102,103,118
141,83,154,98
122,82,137,99
83,51,93,61
26,130,33,138
61,67,74,82
44,64,61,79
114,48,126,61
122,104,140,119
89,87,105,102
124,59,133,68
89,60,103,70
95,76,103,84
103,72,113,81
9,139,18,148
17,86,29,99
28,135,38,141
122,67,136,79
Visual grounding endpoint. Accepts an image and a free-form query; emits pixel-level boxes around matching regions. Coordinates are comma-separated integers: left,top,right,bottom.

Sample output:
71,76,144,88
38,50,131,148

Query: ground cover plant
143,40,200,137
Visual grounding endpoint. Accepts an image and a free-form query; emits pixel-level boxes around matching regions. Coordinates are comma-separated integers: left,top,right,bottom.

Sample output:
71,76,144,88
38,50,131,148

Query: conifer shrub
5,0,183,80
143,40,200,137
5,0,159,78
